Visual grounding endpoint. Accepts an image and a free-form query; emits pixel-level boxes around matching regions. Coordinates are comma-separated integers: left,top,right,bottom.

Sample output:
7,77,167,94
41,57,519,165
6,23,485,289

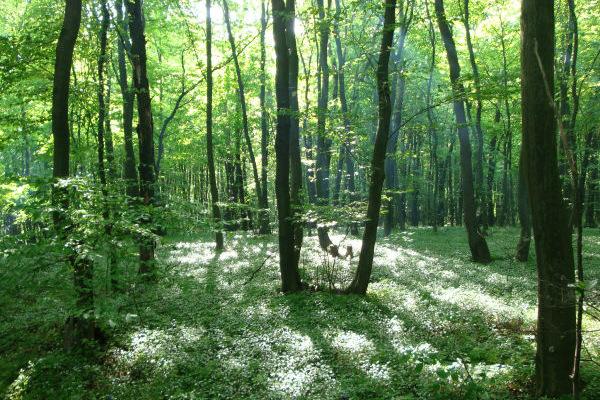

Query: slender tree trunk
585,152,598,227
116,0,138,198
285,0,304,267
272,0,302,293
205,0,224,250
315,0,334,250
259,0,270,234
384,1,413,236
126,0,158,273
425,0,438,231
462,0,486,228
435,0,491,263
223,0,263,227
346,0,396,295
515,152,531,261
499,17,514,226
521,0,576,396
52,0,95,351
332,0,356,231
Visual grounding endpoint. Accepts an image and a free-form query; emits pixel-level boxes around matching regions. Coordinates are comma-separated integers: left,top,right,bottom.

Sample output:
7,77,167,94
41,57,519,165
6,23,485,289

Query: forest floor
2,227,600,399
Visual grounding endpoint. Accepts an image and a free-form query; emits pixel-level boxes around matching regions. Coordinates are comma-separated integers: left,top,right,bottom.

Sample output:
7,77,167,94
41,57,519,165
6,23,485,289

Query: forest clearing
1,0,600,398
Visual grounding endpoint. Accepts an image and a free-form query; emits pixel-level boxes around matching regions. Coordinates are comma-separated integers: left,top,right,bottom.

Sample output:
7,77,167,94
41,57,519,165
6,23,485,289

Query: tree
205,0,224,251
259,0,271,234
461,0,485,228
115,0,138,198
346,0,396,295
520,0,576,395
51,0,95,350
434,0,491,263
272,0,302,292
222,0,264,232
315,0,334,250
384,0,413,236
126,0,159,274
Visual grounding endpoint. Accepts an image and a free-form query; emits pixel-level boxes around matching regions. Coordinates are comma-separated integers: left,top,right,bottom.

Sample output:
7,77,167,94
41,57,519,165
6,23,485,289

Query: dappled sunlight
109,325,206,376
215,326,338,398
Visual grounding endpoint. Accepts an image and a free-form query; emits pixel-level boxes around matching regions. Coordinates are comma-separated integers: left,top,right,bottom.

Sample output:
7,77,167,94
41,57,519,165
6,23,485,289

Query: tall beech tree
259,0,270,234
521,0,576,396
126,0,158,272
115,0,138,198
206,0,224,251
315,0,334,250
346,0,396,295
285,0,304,267
51,0,96,350
461,0,485,226
222,0,264,232
384,0,413,236
435,0,491,263
272,0,302,292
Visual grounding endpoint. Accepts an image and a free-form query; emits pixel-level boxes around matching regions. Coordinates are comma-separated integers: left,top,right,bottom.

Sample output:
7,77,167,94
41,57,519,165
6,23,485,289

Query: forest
0,0,599,398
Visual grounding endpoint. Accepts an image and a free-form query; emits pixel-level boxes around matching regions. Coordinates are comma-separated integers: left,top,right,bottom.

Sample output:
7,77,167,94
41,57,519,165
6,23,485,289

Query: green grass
2,227,600,399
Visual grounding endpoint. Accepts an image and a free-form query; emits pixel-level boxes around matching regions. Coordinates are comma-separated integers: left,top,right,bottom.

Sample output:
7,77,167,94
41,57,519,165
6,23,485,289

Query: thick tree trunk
520,0,576,396
272,0,302,293
205,0,224,251
346,0,396,295
435,0,491,263
126,0,158,273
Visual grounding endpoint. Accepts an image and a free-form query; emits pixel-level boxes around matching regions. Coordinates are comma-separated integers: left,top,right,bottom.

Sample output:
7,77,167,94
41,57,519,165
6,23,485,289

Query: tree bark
205,0,224,251
52,0,95,351
285,0,304,267
315,0,334,250
346,0,396,295
223,0,263,228
115,0,138,198
272,0,302,293
461,0,486,228
384,1,413,236
435,0,490,263
126,0,158,272
515,152,531,262
520,0,576,396
259,0,271,234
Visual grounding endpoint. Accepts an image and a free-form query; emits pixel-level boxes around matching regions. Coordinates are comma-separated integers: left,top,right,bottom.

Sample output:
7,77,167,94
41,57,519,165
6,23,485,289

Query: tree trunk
346,0,396,295
205,0,224,250
223,0,263,229
520,0,576,396
435,0,491,263
52,0,95,351
285,0,304,267
115,0,138,198
515,152,531,262
126,0,158,273
384,1,413,236
272,0,302,293
315,0,334,250
462,0,486,228
259,0,270,234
